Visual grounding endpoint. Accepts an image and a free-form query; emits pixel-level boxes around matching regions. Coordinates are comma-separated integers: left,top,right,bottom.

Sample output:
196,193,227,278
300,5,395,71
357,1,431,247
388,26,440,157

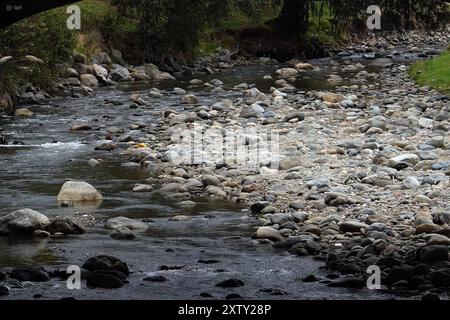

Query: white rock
254,227,283,242
57,181,103,202
0,209,50,236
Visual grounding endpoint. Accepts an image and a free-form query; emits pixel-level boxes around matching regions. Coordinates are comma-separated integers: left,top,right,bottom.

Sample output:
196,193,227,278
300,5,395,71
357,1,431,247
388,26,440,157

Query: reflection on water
0,238,60,268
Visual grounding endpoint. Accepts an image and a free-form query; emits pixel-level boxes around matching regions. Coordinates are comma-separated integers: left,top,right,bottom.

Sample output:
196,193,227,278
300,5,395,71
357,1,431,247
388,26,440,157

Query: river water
0,53,428,299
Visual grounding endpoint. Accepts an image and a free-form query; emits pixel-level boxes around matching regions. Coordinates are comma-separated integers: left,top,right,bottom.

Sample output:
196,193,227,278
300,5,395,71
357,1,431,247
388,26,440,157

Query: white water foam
0,141,86,149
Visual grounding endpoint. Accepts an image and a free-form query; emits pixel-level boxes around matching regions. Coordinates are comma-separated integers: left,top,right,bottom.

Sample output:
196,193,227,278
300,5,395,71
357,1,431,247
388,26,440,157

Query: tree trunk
273,0,309,40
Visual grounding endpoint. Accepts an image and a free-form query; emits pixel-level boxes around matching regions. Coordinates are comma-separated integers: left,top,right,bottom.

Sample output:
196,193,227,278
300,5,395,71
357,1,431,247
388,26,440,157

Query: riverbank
1,29,450,299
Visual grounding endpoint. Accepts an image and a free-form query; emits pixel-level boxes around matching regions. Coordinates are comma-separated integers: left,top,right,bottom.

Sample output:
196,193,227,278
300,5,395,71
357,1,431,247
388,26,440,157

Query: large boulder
80,74,99,88
46,217,86,235
82,255,129,275
57,181,103,202
0,209,50,236
92,64,108,82
110,64,130,82
10,267,50,282
83,255,129,289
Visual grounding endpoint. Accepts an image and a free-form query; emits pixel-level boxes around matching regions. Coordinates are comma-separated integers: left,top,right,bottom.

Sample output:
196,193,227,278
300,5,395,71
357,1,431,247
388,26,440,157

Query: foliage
0,8,77,91
409,53,450,94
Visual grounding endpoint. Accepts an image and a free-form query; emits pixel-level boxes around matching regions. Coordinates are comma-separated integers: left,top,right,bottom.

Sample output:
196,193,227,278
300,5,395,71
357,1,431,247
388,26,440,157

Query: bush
0,8,77,90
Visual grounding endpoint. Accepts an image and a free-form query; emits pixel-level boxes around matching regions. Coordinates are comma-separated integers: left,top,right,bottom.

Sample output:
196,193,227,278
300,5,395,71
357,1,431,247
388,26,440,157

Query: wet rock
105,217,149,231
419,245,449,263
338,263,362,275
339,221,368,233
111,227,136,240
327,277,365,289
86,270,127,289
225,293,242,300
0,209,50,236
198,259,219,264
200,292,213,298
253,227,283,242
302,274,319,282
82,255,129,276
70,124,92,131
47,217,85,235
95,143,117,151
215,279,245,288
250,202,269,214
57,181,103,202
143,275,167,282
10,267,50,282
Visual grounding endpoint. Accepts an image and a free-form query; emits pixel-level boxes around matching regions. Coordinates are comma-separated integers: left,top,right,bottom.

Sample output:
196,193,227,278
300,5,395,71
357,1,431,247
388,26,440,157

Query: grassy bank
409,51,450,94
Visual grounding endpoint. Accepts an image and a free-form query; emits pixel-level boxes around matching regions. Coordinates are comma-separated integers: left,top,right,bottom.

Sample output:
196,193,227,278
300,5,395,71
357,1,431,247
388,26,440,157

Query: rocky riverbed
1,30,450,300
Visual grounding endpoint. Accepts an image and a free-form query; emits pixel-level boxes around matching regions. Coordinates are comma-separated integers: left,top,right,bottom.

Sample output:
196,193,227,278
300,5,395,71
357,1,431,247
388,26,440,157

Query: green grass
409,51,450,94
77,0,113,30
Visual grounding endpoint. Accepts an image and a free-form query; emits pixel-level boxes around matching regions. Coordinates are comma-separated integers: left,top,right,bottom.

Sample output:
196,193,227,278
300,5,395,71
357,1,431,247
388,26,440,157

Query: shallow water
0,52,431,299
